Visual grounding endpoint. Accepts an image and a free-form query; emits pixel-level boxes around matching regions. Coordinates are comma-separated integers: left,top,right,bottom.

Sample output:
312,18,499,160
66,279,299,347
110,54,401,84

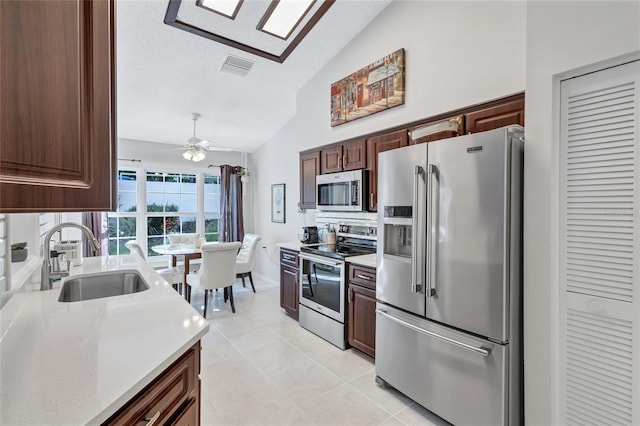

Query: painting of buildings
330,48,405,127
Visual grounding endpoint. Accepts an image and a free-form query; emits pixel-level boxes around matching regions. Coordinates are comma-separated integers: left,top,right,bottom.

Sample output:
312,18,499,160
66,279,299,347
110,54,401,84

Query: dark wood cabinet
104,341,201,426
347,264,377,358
465,98,524,134
366,130,409,211
299,150,320,209
0,0,117,213
280,249,299,318
320,139,366,174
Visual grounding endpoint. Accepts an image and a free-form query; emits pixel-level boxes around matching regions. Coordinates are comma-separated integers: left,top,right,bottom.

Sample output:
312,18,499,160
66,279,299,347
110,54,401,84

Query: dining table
151,243,202,302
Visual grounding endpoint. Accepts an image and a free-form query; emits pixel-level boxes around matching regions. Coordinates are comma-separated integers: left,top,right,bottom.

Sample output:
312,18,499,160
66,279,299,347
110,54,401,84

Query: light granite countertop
346,253,377,268
276,241,302,251
0,255,209,426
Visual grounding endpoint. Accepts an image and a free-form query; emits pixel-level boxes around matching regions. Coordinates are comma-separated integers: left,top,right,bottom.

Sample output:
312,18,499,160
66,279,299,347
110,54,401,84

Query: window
146,172,197,257
108,170,137,255
106,169,221,259
204,174,221,242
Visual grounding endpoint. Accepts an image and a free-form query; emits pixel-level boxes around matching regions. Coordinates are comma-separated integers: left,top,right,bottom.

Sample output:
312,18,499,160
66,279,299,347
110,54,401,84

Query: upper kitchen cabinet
320,138,366,174
366,129,408,211
299,150,320,209
0,0,116,213
465,98,524,134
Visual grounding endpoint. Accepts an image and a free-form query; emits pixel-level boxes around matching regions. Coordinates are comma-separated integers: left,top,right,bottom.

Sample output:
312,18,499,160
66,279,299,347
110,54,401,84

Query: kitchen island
0,255,209,425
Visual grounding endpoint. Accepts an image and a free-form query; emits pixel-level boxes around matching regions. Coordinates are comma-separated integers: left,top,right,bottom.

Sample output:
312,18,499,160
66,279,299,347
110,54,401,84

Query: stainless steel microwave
316,169,365,211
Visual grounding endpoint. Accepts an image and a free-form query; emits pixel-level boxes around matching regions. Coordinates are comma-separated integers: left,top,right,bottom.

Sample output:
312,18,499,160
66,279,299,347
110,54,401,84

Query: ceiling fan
180,113,232,162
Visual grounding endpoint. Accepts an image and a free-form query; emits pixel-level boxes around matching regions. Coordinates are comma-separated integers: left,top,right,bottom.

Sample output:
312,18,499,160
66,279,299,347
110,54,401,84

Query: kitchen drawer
104,342,200,426
280,249,299,268
170,397,198,426
349,264,376,290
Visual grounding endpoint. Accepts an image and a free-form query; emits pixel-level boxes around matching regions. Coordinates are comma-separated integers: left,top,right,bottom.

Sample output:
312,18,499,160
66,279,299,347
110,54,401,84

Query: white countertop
277,241,302,251
346,253,377,268
0,255,209,426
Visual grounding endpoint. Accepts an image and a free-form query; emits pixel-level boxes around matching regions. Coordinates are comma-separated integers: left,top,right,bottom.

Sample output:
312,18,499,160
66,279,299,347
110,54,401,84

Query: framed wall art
330,48,405,127
271,183,285,223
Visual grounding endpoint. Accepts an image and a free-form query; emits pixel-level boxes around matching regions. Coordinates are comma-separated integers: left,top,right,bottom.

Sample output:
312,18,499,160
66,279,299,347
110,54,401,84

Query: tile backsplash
315,211,377,241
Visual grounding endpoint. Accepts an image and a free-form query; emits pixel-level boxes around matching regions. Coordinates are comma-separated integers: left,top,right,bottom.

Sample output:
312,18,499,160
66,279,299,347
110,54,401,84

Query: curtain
82,212,107,257
219,165,244,242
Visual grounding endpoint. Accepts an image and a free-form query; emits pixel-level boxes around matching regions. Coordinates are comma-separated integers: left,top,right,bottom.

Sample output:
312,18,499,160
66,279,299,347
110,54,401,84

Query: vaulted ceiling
116,0,392,153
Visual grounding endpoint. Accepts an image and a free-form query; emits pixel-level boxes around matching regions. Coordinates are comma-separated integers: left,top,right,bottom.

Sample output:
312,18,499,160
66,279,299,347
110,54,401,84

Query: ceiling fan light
183,150,193,161
192,150,207,162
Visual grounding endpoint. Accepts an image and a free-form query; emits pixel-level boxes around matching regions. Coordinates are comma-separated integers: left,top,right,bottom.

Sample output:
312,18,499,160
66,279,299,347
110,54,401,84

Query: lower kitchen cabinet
280,249,299,318
103,341,201,426
348,264,377,358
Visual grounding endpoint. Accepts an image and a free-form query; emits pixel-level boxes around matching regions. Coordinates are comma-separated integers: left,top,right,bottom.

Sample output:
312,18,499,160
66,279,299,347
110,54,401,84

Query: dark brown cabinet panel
348,264,376,358
348,282,377,358
321,139,366,174
0,0,116,212
343,139,367,170
320,145,343,174
299,150,320,209
366,130,408,211
280,249,299,318
465,98,524,134
104,341,201,426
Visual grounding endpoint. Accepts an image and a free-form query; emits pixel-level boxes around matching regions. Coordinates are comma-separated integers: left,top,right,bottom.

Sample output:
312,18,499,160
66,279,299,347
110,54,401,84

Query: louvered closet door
560,59,640,425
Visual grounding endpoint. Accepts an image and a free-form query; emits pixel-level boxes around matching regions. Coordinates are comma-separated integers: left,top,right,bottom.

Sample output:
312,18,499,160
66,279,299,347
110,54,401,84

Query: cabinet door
348,284,377,358
299,151,320,209
465,98,524,134
366,130,409,211
0,0,116,212
343,139,367,170
105,342,200,426
321,145,343,174
280,248,299,319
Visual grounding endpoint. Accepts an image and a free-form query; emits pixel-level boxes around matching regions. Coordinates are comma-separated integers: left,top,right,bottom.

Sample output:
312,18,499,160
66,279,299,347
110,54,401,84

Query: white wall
524,2,640,425
253,0,526,278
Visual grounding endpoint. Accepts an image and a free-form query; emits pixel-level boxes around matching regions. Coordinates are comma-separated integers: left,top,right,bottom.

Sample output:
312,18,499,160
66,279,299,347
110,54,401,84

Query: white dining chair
186,242,241,317
125,241,183,291
235,234,261,293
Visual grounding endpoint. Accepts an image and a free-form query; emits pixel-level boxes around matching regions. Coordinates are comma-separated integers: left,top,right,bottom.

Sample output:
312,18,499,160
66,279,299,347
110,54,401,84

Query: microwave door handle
426,164,439,297
411,165,424,293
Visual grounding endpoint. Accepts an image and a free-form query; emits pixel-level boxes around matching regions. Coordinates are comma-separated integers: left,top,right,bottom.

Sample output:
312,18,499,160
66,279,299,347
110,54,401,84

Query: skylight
258,0,315,40
197,0,243,19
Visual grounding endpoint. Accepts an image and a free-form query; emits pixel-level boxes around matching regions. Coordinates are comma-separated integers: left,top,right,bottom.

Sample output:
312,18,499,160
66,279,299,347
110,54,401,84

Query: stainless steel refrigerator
375,125,524,426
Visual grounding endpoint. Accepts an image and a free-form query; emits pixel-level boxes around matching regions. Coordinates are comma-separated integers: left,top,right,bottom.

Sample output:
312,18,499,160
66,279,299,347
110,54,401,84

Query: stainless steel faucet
40,222,101,291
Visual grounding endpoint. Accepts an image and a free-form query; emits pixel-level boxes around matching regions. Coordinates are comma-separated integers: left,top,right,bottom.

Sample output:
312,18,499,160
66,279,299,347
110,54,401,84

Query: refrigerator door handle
376,309,491,357
426,163,439,297
411,165,425,293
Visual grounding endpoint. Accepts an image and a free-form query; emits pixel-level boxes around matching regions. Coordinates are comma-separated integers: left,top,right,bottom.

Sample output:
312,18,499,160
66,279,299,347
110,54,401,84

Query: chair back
236,234,261,273
168,233,198,245
196,242,242,290
125,240,146,259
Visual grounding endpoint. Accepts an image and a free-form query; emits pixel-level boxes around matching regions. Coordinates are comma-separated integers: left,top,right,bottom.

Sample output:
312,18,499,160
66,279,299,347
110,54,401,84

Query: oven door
299,253,345,323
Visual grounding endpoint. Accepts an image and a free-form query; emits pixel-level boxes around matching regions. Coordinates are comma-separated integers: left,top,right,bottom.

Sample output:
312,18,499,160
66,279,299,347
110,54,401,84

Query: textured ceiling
116,0,391,153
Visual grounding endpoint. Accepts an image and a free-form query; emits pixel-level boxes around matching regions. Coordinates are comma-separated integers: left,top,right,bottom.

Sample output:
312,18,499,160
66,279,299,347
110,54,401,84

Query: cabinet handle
370,193,374,208
356,274,372,281
283,254,295,261
342,154,346,168
348,288,353,303
143,411,161,426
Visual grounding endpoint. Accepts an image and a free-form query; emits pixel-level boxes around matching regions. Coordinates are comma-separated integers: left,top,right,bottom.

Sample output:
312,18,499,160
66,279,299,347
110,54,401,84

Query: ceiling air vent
220,55,255,77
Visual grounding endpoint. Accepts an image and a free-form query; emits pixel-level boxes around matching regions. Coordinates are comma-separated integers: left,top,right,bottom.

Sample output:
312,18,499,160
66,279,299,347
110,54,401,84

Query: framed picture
271,183,285,223
330,48,405,127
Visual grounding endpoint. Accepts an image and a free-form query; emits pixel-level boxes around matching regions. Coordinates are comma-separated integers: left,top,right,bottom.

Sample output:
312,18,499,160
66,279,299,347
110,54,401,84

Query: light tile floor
188,278,450,426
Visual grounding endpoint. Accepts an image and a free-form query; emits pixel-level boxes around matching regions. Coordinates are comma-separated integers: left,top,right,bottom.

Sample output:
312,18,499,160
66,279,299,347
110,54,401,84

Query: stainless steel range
299,223,376,349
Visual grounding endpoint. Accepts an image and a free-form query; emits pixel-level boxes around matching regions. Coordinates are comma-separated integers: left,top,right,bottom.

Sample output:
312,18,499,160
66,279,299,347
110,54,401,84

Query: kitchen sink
58,270,150,302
